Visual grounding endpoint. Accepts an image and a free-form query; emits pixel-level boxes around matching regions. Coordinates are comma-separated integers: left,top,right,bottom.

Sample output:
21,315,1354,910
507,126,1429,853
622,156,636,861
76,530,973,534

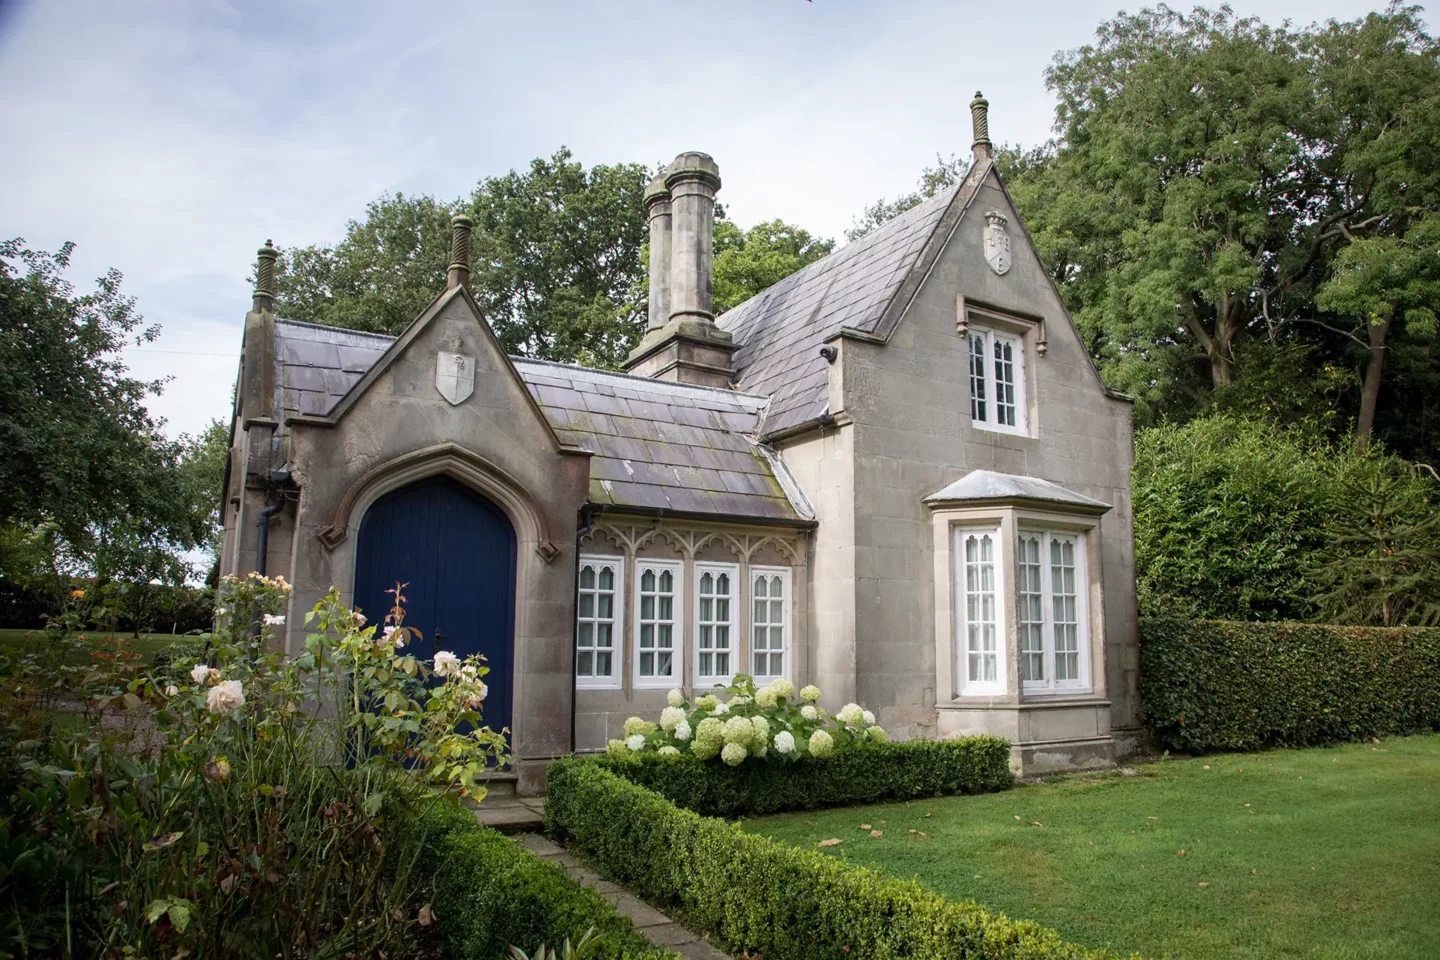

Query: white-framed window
750,566,790,682
967,327,1026,434
633,560,681,687
955,527,1005,695
1017,531,1089,693
695,562,737,688
576,556,622,688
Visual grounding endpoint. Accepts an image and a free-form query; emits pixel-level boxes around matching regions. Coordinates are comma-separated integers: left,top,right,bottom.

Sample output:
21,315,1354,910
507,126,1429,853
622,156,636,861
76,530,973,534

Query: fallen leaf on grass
417,903,436,926
1244,803,1251,807
1199,882,1210,888
1203,765,1211,770
859,823,872,831
1252,869,1259,876
870,830,883,837
1178,849,1186,857
818,838,843,847
924,813,933,818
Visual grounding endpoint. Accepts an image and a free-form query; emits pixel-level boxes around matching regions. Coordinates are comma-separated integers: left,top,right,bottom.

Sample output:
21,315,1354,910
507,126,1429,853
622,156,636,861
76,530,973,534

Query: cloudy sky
0,0,1402,439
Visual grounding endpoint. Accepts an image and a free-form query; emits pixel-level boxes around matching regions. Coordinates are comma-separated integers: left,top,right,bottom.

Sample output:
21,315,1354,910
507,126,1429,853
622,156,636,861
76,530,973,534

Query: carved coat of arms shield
983,211,1011,276
435,351,475,405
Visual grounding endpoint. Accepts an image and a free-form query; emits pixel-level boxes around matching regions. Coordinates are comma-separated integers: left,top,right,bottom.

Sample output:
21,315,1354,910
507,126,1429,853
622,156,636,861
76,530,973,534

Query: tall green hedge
594,737,1013,818
545,760,1131,960
1140,617,1440,752
417,799,672,959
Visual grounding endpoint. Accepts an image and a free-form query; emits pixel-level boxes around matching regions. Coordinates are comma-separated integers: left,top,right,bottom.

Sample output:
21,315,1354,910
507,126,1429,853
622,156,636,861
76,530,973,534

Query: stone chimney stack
253,240,279,313
623,151,736,388
644,175,672,332
665,152,721,323
970,91,993,162
447,214,473,291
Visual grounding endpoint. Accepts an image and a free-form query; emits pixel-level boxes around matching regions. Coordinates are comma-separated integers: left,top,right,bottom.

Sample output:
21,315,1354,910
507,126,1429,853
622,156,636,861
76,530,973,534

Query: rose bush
0,572,507,958
607,674,886,765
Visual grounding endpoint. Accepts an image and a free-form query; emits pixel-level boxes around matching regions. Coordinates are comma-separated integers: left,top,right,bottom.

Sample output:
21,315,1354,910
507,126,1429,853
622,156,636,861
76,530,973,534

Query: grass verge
743,735,1440,960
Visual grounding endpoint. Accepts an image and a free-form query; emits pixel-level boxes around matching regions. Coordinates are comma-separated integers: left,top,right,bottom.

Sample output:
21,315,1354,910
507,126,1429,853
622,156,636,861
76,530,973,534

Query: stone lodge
218,95,1140,792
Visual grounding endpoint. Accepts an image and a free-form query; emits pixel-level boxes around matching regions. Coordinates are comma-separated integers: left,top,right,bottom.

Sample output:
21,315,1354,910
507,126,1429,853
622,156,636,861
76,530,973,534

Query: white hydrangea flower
673,720,693,742
749,715,769,748
659,706,686,732
667,688,685,707
837,703,865,725
754,685,779,709
770,678,794,698
626,733,646,751
695,694,719,712
206,679,245,715
773,730,796,754
863,709,876,726
262,614,285,626
722,716,753,745
868,725,889,744
657,745,681,756
433,651,460,677
730,695,752,707
607,739,627,755
712,701,730,716
808,729,835,758
800,684,821,702
721,742,748,766
800,704,818,721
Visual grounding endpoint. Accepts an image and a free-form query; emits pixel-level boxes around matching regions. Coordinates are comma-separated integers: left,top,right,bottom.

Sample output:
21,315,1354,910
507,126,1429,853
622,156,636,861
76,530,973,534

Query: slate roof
270,319,812,524
514,359,810,522
275,319,393,419
716,182,961,436
925,470,1112,512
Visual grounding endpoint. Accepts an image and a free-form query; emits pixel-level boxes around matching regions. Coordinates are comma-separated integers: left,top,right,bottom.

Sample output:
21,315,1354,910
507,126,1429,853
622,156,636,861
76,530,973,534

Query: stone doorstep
516,832,730,960
469,798,544,833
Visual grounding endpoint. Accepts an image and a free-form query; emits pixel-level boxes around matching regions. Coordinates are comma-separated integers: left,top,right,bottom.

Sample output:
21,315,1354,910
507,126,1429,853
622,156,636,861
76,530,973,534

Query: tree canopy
851,4,1440,462
0,239,210,595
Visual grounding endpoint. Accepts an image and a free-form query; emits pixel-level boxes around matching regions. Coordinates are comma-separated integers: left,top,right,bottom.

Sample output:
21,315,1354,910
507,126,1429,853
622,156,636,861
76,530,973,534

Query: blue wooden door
354,476,516,738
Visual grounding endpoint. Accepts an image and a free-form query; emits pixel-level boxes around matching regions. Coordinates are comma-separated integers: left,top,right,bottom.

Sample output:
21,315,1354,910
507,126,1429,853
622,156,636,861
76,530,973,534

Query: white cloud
0,0,1394,438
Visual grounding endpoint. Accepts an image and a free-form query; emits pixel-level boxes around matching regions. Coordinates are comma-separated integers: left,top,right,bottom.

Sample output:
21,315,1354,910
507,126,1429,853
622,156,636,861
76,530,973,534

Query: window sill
633,678,681,690
971,421,1031,438
575,680,623,692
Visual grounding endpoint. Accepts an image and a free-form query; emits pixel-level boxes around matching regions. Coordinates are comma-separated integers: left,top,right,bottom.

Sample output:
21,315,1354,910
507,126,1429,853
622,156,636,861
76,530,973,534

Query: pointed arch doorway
353,475,517,738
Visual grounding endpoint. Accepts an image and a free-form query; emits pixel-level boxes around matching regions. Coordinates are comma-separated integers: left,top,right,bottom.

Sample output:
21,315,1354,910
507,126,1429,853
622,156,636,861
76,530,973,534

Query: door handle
433,628,444,657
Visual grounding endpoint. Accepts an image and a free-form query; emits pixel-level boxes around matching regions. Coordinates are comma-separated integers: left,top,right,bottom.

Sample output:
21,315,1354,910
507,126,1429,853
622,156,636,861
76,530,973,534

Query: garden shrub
1133,415,1440,623
595,736,1013,818
608,674,888,763
1140,617,1440,752
418,799,671,960
545,760,1127,960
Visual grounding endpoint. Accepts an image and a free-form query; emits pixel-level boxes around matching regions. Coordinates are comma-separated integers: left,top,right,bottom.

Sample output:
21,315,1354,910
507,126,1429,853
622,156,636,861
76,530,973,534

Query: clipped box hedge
545,760,1129,960
1140,617,1440,752
594,736,1014,818
417,798,672,960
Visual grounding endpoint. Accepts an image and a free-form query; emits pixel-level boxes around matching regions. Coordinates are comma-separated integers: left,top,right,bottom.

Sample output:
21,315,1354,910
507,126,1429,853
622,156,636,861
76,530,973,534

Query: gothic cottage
218,97,1140,792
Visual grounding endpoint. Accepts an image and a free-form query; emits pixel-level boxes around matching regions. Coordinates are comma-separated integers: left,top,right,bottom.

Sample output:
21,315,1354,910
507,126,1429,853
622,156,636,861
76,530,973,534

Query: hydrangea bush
608,674,886,765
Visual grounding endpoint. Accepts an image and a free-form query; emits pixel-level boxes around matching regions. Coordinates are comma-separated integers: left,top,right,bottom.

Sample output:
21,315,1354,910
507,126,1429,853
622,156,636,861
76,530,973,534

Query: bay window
955,527,1005,695
1017,531,1089,692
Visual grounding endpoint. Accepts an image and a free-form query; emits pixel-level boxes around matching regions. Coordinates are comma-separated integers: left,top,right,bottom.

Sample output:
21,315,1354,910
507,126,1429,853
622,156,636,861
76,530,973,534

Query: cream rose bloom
433,651,460,677
206,680,245,715
190,664,214,684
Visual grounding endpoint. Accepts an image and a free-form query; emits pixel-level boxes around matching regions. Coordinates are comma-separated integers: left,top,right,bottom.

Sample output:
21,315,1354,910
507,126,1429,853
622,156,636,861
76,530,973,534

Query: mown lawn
743,735,1440,960
0,627,188,665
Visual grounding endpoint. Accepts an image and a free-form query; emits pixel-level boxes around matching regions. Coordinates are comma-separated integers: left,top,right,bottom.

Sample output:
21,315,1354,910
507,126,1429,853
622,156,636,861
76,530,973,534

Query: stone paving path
514,831,730,960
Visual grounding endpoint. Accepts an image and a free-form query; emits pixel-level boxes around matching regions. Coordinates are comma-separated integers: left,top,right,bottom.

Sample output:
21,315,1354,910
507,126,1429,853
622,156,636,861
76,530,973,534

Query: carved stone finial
447,214,473,291
971,91,992,160
253,239,280,313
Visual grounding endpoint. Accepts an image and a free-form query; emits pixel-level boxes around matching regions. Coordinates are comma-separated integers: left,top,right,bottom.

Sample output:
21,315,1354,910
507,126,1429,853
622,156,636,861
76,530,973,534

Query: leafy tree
1311,459,1440,625
713,219,835,313
1034,5,1440,429
0,239,206,608
1316,214,1440,452
273,148,653,368
177,419,231,569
